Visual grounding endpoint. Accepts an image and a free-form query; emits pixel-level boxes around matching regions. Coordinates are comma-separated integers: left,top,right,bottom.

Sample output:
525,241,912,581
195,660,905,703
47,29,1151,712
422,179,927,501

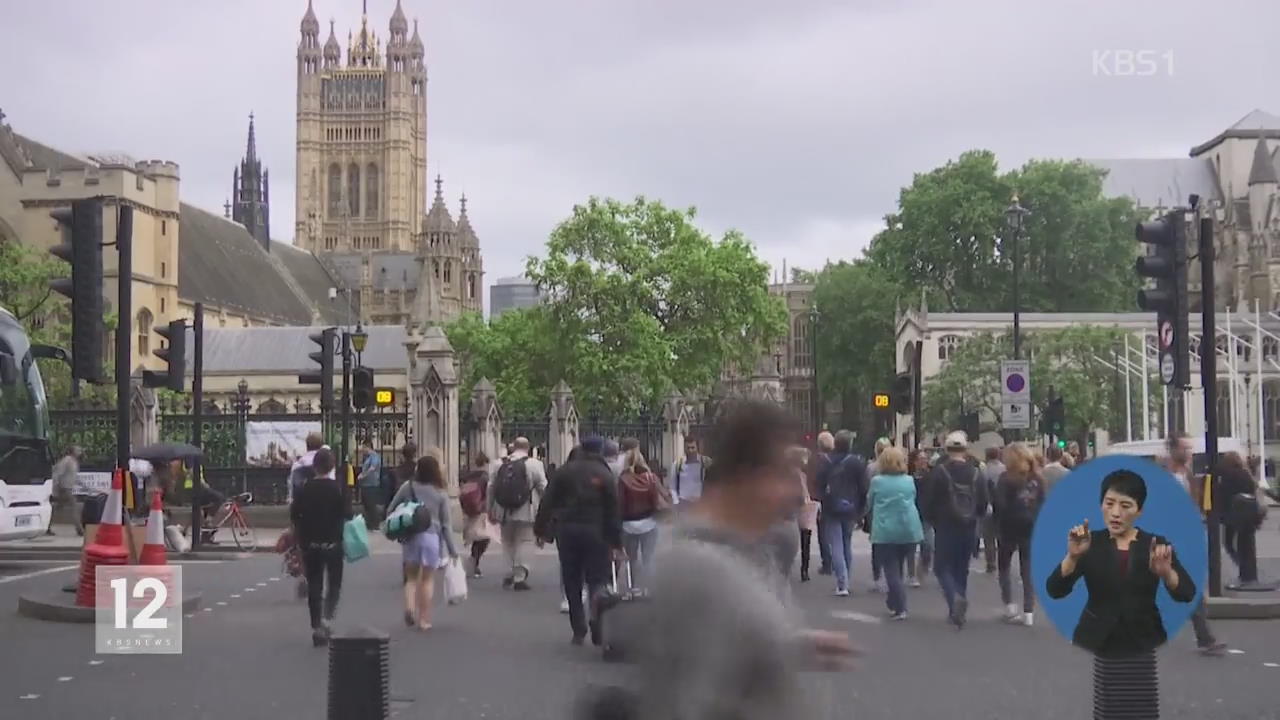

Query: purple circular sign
1006,374,1026,393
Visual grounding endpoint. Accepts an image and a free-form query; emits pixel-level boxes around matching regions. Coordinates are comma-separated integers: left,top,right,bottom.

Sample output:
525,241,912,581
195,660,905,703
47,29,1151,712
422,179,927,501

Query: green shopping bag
344,515,370,562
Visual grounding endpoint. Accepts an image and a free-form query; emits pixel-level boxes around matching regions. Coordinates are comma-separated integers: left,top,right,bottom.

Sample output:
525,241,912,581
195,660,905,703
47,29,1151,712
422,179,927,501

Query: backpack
824,455,866,516
491,457,532,511
940,462,980,524
459,470,486,517
385,484,432,541
1007,477,1042,528
620,471,658,519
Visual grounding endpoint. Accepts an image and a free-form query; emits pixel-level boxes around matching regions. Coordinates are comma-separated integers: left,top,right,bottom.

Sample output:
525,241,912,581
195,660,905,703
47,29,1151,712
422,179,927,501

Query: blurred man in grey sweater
625,400,855,720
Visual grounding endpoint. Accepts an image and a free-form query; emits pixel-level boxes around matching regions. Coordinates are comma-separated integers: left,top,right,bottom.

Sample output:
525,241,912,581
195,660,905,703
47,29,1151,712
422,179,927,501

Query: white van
1099,437,1246,478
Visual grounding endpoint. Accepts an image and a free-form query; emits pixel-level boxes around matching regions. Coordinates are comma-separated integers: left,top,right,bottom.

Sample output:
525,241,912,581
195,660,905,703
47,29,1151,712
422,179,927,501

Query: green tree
865,152,1142,314
446,307,564,415
920,326,1151,441
522,197,787,413
811,260,901,430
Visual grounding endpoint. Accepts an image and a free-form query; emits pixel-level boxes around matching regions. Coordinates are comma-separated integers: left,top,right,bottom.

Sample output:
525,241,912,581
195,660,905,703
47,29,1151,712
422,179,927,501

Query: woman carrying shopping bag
387,453,458,631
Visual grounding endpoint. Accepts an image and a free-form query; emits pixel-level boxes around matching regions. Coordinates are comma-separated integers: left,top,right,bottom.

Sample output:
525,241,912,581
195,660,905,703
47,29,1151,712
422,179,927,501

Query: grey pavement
2,529,1279,719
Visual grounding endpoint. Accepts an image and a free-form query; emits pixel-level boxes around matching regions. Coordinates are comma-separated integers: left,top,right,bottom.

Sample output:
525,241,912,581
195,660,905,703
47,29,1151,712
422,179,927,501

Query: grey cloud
2,0,1277,287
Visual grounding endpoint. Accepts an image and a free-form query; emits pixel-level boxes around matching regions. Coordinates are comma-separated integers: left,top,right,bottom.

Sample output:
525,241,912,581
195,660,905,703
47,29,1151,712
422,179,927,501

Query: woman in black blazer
1045,469,1196,719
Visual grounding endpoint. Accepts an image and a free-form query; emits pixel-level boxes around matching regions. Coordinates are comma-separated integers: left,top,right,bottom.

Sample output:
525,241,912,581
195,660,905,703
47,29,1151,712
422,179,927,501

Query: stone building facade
295,1,483,327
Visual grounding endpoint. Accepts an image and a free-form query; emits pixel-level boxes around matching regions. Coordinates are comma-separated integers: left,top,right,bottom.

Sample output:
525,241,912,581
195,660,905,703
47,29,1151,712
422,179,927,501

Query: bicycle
197,492,258,551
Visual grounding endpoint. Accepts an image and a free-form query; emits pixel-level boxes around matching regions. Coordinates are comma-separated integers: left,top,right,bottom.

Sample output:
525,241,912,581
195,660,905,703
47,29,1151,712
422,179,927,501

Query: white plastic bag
444,557,468,605
164,525,190,553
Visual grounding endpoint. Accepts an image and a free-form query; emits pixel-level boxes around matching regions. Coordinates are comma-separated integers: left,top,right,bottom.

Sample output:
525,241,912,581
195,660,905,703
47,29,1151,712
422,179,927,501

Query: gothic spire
1248,134,1278,186
245,112,257,162
300,0,319,36
390,0,408,36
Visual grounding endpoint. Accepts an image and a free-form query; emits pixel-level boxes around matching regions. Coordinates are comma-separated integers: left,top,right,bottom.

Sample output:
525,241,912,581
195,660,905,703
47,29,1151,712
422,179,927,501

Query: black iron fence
48,397,409,504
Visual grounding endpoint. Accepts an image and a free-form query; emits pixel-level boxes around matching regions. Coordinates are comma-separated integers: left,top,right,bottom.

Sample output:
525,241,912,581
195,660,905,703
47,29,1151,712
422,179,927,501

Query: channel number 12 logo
95,566,183,654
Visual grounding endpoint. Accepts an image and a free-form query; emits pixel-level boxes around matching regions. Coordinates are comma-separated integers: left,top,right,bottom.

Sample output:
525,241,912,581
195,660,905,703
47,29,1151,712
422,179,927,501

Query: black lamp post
234,378,251,415
1005,195,1030,361
351,323,368,366
809,304,821,437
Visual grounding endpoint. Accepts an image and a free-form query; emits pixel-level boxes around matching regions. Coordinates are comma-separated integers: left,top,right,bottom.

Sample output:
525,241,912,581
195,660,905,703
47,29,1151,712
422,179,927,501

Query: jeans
980,516,999,571
1190,598,1217,647
816,512,832,570
918,521,934,573
799,528,812,577
998,531,1034,611
822,514,856,591
933,522,977,614
557,524,610,639
302,544,344,629
1225,523,1259,583
622,527,658,592
878,543,913,614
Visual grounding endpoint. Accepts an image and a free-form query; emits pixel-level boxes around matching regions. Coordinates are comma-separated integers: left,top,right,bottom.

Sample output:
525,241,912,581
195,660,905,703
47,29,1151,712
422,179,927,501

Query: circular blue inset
1006,375,1025,393
1031,455,1208,652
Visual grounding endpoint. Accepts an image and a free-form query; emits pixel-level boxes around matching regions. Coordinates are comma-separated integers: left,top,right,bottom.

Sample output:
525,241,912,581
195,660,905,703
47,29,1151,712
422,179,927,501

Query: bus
0,307,53,541
1099,436,1249,479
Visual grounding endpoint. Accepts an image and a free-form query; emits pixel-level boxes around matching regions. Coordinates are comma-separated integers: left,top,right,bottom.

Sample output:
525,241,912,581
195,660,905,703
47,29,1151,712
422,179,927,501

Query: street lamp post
233,379,251,495
809,305,821,437
1005,195,1030,360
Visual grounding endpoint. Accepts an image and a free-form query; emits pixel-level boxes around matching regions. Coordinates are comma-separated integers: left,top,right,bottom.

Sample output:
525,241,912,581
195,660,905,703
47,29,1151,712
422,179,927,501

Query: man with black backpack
487,436,548,591
818,430,868,597
922,431,989,628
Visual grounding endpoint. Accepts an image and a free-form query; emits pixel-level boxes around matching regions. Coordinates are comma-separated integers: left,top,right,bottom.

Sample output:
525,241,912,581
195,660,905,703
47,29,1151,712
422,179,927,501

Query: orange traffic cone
76,469,131,607
138,490,168,566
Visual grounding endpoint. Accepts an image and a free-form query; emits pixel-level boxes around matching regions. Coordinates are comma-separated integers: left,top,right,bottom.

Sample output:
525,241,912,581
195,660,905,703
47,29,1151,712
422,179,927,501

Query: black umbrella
132,441,203,462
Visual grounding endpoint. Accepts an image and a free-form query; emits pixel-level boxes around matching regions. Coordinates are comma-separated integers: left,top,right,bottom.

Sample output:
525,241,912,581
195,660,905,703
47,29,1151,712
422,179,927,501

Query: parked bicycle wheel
231,513,257,551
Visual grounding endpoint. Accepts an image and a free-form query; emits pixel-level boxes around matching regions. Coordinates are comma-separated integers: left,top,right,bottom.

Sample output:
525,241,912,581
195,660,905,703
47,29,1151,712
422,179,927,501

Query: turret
324,20,341,68
298,0,321,75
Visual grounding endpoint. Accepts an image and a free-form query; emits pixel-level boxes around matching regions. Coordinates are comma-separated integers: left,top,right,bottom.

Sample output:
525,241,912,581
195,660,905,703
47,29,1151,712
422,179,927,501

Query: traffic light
960,410,980,441
1044,396,1065,437
891,373,912,411
142,319,187,391
352,366,374,409
1136,212,1190,387
48,199,105,382
297,327,337,411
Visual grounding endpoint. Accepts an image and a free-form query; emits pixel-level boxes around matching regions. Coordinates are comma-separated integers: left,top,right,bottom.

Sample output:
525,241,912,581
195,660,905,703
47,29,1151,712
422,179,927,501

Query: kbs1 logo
1092,50,1174,77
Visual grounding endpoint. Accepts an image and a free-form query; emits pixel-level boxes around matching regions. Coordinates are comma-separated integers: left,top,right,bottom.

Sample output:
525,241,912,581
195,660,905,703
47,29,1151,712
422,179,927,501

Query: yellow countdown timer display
873,393,891,409
374,388,396,407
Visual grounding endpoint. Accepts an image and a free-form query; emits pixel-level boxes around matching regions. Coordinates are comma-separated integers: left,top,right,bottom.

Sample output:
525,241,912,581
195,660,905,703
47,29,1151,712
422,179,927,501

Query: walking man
809,431,836,575
50,445,82,536
819,430,868,597
669,438,709,507
488,436,548,591
1164,434,1228,656
923,431,989,628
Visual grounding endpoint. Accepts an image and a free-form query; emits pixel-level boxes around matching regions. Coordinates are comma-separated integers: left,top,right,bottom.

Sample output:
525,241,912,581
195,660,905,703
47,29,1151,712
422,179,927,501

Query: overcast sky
2,0,1278,293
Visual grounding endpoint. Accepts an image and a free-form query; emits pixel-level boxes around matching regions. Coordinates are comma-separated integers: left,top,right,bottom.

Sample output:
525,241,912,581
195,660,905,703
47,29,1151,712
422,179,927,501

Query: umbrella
131,442,203,462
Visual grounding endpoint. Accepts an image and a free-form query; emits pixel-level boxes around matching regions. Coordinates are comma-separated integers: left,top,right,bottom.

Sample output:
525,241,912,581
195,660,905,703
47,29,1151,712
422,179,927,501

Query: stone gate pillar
548,380,579,467
410,326,460,494
130,382,159,449
468,377,503,465
662,392,688,472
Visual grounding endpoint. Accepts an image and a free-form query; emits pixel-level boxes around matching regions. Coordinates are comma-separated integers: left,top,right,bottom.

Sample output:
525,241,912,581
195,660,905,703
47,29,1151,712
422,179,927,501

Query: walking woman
794,447,819,582
1046,469,1196,719
461,452,493,579
388,454,458,631
289,449,352,646
617,448,667,598
1218,451,1265,584
868,446,924,620
993,443,1044,627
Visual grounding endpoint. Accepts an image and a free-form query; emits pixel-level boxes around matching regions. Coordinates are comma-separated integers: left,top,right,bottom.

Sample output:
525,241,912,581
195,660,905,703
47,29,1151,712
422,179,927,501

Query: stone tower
412,176,484,328
231,113,271,248
295,0,427,254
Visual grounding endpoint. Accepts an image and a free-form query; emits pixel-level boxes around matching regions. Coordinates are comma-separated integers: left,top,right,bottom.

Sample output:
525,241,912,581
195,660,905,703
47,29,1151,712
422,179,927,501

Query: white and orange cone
138,490,168,566
76,468,130,607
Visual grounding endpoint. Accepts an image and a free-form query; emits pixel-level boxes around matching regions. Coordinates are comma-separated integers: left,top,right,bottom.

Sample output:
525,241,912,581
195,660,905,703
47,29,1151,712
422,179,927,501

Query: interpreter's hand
1149,542,1175,580
798,629,859,672
1067,519,1092,559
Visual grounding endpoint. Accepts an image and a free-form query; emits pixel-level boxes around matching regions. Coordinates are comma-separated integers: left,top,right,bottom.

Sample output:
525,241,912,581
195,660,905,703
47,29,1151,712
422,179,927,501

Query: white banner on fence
244,421,322,468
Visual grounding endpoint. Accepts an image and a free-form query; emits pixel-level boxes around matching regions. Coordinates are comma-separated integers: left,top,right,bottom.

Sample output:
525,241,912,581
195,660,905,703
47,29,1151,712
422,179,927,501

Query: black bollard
327,626,390,720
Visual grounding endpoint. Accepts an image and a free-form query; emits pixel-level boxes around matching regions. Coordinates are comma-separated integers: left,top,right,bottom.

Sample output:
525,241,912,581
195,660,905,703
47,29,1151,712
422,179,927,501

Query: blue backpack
823,455,866,516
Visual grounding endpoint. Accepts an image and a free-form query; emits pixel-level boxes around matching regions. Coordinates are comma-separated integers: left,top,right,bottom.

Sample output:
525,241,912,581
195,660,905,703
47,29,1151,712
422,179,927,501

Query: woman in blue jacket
868,446,925,620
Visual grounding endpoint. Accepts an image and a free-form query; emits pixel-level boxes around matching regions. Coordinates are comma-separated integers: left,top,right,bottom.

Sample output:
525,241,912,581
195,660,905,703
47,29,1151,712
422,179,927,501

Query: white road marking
57,677,72,683
87,660,104,666
1264,662,1279,668
0,565,77,585
216,601,227,606
256,582,267,586
19,693,39,700
1228,649,1246,655
202,607,213,613
185,614,195,619
230,594,240,598
245,587,256,592
269,577,280,582
830,610,883,624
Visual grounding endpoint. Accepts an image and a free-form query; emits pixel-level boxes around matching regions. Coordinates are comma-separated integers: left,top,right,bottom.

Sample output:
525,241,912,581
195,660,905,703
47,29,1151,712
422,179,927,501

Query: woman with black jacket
1218,452,1263,584
991,443,1044,627
1046,469,1196,718
289,449,353,647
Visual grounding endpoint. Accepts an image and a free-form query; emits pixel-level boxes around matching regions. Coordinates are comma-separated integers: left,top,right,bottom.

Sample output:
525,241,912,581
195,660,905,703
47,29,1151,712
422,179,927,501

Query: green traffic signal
1057,440,1066,449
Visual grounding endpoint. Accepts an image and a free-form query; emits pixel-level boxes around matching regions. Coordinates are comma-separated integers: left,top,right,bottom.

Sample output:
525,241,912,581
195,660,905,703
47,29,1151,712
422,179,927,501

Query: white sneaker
1022,612,1034,627
835,588,850,598
1003,603,1020,622
908,576,922,588
559,599,570,614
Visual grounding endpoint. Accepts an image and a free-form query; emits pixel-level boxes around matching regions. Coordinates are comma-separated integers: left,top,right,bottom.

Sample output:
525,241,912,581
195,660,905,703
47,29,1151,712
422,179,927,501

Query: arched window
467,274,477,300
1264,336,1279,363
1265,381,1280,441
433,260,440,279
443,261,452,285
938,334,961,361
347,163,360,216
901,341,916,373
365,163,379,218
257,398,287,414
791,316,811,370
327,164,341,216
136,308,153,357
